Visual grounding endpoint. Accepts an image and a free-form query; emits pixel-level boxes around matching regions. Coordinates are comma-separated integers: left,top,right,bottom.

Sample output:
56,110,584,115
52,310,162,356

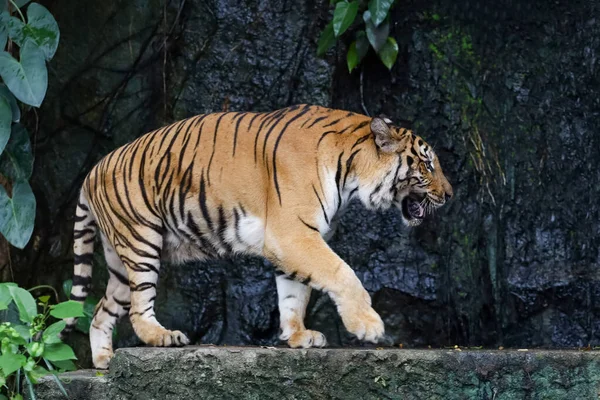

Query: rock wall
29,347,600,400
5,0,600,366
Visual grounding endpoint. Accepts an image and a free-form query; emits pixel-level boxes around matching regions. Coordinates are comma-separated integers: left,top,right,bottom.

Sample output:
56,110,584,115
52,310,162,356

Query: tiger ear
371,117,407,153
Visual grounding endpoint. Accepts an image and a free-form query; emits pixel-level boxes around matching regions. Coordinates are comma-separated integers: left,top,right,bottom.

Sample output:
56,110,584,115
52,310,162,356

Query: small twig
360,66,370,116
8,0,25,22
5,240,14,282
28,285,60,304
32,108,39,158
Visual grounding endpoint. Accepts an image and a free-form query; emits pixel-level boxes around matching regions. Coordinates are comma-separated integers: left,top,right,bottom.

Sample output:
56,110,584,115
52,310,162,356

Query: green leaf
0,24,6,52
0,83,21,122
76,316,90,333
0,181,36,249
317,22,336,56
363,10,389,52
49,359,76,372
0,124,33,181
378,36,398,70
0,283,12,310
26,365,49,384
23,3,60,60
0,40,48,107
333,1,358,37
42,343,77,362
38,295,50,304
368,0,394,27
49,301,84,319
62,279,72,299
1,12,25,45
7,285,37,323
0,352,26,376
42,321,66,344
347,42,359,73
12,323,31,340
0,96,10,155
2,4,59,61
0,394,7,400
347,31,370,73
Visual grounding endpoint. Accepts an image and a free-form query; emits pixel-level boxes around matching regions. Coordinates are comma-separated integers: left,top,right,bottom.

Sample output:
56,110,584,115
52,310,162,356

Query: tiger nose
444,191,452,201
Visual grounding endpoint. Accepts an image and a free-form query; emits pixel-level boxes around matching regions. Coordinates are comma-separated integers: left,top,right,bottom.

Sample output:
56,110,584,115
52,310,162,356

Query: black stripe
131,282,156,292
301,275,312,285
130,305,154,316
272,105,312,205
334,151,344,206
342,149,361,188
199,172,213,231
73,228,95,239
352,133,371,149
77,201,89,212
254,110,281,163
298,217,319,233
317,130,336,147
102,305,119,318
74,253,94,265
113,297,131,307
72,275,92,287
207,113,228,185
74,214,88,223
312,185,330,225
306,116,327,129
350,121,369,134
70,294,87,301
262,109,293,163
108,266,129,285
233,208,243,244
217,206,233,253
323,118,341,128
232,112,248,156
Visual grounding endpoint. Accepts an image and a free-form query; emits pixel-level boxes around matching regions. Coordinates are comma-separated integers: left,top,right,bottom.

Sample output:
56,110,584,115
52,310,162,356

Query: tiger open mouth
401,194,425,221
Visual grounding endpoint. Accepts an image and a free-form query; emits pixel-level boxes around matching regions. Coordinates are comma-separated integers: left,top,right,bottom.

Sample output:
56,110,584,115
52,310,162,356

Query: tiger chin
61,104,453,369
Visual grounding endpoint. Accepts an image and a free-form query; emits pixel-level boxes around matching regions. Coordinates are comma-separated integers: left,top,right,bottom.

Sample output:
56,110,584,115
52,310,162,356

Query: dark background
2,0,599,366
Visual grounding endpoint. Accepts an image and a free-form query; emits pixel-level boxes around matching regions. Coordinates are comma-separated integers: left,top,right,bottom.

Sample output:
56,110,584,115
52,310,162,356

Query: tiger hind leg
89,236,131,368
276,274,327,348
116,227,189,348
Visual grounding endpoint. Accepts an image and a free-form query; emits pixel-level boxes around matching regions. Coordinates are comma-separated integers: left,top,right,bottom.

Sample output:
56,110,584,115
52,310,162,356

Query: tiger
62,104,453,369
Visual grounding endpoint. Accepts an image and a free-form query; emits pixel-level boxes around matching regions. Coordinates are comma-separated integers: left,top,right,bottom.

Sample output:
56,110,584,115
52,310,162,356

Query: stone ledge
31,347,600,399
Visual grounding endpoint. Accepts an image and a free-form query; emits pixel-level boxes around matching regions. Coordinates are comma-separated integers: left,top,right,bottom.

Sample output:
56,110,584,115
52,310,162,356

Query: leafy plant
61,279,99,335
0,0,60,249
0,282,82,400
318,0,398,72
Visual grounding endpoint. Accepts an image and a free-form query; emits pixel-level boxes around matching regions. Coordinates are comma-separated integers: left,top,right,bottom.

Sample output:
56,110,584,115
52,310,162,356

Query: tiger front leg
266,232,384,344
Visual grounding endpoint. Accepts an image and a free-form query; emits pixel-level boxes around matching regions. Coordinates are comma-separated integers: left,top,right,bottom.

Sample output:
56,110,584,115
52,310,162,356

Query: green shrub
0,282,82,400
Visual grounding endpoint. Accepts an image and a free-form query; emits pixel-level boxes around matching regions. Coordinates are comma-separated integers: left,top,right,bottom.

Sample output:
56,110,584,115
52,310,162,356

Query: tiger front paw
340,304,385,343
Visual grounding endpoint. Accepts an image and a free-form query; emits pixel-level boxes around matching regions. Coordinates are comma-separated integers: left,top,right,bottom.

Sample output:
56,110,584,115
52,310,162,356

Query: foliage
318,0,397,72
0,282,83,400
61,279,99,335
0,1,60,249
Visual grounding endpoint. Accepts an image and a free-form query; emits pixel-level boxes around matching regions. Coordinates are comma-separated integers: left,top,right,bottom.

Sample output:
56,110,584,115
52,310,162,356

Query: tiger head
365,116,453,227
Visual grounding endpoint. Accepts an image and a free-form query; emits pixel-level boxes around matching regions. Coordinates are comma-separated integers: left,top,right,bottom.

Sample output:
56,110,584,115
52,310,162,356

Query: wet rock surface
7,0,600,367
28,347,600,400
